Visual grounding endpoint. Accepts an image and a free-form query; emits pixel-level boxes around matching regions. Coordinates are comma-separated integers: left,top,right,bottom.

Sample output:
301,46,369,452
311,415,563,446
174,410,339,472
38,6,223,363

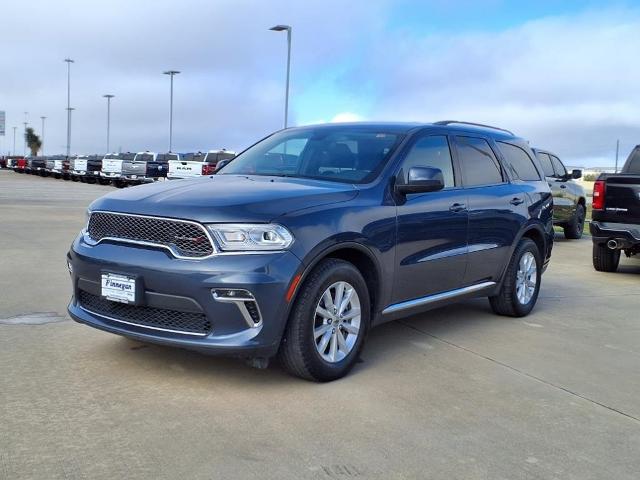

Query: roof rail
433,120,514,136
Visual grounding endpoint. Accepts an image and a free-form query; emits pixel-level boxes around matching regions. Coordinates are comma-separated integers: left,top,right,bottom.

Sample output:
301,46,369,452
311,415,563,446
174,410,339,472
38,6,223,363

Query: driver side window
551,156,567,178
400,135,455,187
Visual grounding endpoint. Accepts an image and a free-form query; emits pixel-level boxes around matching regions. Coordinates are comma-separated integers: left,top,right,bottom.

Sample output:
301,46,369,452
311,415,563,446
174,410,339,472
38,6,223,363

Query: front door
393,134,468,304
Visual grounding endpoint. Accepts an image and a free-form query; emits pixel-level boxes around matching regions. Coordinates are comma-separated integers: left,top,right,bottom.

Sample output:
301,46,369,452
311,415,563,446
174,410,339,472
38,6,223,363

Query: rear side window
498,142,541,181
550,156,567,177
624,148,640,174
535,152,555,177
400,135,455,187
454,136,503,186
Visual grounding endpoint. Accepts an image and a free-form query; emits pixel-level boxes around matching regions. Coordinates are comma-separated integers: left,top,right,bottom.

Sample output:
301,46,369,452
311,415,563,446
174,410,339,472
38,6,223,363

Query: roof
287,121,519,140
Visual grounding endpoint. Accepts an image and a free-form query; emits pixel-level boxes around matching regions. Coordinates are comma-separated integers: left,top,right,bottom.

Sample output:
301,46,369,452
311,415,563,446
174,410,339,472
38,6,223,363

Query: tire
564,204,585,239
489,238,542,317
278,258,370,382
592,243,620,272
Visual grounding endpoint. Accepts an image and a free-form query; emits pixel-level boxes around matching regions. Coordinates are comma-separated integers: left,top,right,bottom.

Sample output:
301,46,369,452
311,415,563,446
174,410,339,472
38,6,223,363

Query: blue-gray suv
67,121,554,381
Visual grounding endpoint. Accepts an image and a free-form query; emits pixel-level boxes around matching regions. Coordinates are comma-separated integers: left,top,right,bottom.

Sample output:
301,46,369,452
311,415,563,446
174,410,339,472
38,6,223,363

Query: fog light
212,289,262,327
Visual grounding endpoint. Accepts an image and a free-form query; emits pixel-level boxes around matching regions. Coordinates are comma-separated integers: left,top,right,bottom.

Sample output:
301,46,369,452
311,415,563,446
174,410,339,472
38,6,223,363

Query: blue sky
1,0,639,166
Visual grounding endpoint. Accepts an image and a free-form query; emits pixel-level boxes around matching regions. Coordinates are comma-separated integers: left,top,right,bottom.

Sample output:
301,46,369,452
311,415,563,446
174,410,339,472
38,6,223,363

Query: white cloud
330,112,365,123
355,8,640,166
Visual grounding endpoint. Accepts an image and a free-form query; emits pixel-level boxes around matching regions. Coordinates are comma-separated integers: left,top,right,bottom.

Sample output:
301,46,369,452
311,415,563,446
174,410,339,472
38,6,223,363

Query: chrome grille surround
86,211,216,259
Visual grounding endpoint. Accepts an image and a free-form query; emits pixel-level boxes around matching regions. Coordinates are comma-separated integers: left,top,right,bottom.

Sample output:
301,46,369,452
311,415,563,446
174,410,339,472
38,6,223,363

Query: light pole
163,70,180,152
40,116,46,155
103,94,115,153
12,126,17,155
269,24,292,128
68,108,75,156
64,58,74,157
23,112,28,155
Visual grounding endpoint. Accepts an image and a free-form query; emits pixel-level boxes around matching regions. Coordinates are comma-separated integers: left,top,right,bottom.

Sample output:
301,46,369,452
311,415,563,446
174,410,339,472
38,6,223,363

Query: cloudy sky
1,0,639,166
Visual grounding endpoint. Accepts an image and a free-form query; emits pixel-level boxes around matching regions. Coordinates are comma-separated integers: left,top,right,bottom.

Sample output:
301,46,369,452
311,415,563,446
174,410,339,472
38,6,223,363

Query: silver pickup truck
121,151,173,185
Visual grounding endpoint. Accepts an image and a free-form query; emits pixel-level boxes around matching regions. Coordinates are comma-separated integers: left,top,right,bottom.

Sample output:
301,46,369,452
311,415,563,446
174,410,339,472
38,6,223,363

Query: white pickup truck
100,153,134,186
167,150,235,180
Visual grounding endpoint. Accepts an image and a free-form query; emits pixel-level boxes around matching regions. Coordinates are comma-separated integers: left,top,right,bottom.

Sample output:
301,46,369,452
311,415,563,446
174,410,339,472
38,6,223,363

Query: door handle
510,197,525,206
560,185,567,189
449,203,467,213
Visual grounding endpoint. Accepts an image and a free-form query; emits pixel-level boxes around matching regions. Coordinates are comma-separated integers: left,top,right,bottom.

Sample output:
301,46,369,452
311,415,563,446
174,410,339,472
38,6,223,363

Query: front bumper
101,172,122,179
121,174,160,183
67,234,302,358
590,221,640,247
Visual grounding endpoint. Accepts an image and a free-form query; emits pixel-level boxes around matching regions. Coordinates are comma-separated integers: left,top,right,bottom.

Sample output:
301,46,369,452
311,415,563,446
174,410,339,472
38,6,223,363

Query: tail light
201,163,216,176
592,180,605,210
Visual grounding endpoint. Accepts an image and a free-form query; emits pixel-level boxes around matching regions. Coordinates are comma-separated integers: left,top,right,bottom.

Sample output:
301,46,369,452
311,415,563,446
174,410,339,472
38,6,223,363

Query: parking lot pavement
1,169,639,480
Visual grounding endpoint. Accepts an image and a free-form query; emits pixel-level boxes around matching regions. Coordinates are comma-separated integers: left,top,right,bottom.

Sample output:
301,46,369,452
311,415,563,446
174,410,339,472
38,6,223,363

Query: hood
90,174,358,223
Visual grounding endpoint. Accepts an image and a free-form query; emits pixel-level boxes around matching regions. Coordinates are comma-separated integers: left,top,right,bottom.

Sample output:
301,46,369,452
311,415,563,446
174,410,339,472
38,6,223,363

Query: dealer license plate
101,273,136,304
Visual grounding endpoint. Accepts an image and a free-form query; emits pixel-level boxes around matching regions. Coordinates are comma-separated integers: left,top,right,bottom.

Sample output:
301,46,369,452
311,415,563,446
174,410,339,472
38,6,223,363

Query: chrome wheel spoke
322,290,335,312
314,323,332,339
342,322,359,335
516,251,537,304
333,283,345,313
338,287,354,315
336,330,349,355
341,308,361,321
315,306,332,320
329,333,338,362
317,331,331,353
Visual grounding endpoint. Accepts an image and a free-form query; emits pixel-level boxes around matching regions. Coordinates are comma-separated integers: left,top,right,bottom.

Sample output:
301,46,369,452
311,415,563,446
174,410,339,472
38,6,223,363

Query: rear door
453,135,529,286
392,132,469,302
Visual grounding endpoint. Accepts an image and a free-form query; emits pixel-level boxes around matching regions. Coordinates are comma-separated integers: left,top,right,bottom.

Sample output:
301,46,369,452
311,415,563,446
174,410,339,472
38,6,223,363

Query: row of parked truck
2,150,236,187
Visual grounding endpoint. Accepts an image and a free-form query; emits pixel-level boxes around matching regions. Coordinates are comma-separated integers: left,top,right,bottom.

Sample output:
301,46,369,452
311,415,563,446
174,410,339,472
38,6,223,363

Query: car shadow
95,297,504,385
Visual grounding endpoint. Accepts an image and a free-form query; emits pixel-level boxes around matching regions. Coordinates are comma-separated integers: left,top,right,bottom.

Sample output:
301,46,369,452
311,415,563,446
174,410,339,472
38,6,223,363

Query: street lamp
103,94,115,153
12,126,17,156
23,112,28,156
40,116,46,155
269,24,292,128
163,70,180,152
64,58,74,157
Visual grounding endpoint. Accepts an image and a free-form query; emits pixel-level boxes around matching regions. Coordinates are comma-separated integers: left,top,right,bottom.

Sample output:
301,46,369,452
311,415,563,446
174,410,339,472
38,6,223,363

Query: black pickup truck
590,145,640,272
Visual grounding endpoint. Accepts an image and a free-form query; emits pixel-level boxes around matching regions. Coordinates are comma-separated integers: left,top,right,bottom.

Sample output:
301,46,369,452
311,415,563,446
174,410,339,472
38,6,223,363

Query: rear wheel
564,204,585,239
489,238,541,317
279,258,370,382
592,243,620,272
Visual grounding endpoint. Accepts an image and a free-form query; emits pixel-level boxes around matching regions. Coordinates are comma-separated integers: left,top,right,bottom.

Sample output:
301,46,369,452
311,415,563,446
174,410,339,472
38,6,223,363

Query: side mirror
396,166,445,194
215,159,232,172
571,169,582,179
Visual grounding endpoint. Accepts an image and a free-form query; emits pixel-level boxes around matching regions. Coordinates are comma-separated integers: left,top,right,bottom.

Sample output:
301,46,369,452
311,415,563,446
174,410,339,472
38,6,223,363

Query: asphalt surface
1,169,639,480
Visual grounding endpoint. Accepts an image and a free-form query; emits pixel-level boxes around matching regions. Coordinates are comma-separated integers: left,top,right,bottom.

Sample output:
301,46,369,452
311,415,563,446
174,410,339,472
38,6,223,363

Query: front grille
88,211,214,258
78,290,211,335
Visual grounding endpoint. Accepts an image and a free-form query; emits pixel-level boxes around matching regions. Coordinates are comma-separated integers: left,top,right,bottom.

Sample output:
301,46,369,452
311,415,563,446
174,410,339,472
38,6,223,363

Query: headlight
206,224,294,252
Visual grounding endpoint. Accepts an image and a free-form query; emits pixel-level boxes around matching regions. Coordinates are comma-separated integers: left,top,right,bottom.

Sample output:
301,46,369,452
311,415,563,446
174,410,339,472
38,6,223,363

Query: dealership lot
1,169,639,479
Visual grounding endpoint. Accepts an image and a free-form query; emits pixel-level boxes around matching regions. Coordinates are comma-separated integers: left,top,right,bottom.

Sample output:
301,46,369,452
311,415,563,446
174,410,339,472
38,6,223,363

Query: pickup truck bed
590,145,640,271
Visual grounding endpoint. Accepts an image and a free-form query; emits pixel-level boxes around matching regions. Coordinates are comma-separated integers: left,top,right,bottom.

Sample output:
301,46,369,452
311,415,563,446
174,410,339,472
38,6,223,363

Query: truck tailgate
168,161,202,178
603,174,640,224
121,161,147,176
102,159,123,173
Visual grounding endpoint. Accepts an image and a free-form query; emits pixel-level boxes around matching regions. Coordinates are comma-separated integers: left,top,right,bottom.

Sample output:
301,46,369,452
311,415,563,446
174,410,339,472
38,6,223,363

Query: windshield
219,127,403,183
134,154,154,162
182,153,206,162
625,147,640,174
104,154,123,160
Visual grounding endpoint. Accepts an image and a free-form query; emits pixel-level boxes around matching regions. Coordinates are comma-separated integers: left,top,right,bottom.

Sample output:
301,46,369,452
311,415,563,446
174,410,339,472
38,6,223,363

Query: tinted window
624,148,640,174
498,142,540,181
551,156,566,177
400,135,455,187
536,152,555,177
220,127,402,184
455,136,503,186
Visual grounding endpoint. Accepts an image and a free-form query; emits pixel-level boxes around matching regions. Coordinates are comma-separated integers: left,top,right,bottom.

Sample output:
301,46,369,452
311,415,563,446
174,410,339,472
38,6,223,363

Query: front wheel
278,258,370,382
489,238,542,317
